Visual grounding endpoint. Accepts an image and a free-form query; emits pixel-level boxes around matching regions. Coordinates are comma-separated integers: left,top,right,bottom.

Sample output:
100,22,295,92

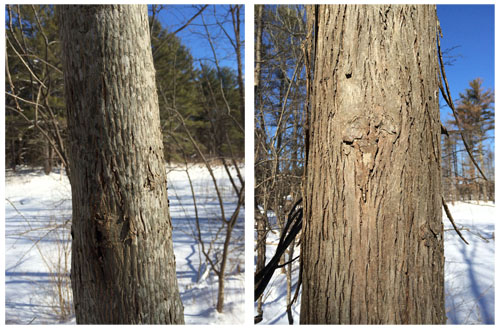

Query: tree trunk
231,5,245,128
254,4,267,316
452,142,459,201
254,4,263,93
478,141,488,201
43,138,53,175
300,5,445,324
285,242,295,324
58,5,184,324
216,220,235,313
10,138,18,171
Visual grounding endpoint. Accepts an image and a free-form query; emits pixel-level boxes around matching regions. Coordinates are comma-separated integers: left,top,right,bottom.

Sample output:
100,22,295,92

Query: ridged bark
300,5,445,324
58,5,184,324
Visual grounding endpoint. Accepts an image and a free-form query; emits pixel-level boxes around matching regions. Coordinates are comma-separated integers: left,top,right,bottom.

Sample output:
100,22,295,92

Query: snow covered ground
4,164,244,324
256,201,495,325
3,164,495,325
444,201,495,324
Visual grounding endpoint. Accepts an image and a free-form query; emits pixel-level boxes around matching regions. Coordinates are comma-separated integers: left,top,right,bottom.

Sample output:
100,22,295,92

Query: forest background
0,1,497,325
254,3,495,226
253,3,495,324
3,4,246,324
4,4,245,171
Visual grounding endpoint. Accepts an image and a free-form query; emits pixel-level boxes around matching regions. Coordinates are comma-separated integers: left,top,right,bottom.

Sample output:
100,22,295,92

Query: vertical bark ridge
59,5,184,324
301,5,445,324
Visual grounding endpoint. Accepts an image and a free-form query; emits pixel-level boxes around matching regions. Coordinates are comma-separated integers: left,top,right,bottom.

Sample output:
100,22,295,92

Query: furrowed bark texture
58,5,184,324
300,5,445,324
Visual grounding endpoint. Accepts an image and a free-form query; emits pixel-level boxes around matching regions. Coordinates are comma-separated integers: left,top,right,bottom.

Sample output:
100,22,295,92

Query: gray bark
58,5,184,324
254,4,267,313
300,4,445,324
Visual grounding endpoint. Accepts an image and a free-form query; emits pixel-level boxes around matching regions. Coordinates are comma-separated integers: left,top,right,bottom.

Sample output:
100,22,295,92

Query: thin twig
442,196,469,245
444,225,494,243
6,35,47,89
152,5,208,58
276,255,299,268
5,91,46,109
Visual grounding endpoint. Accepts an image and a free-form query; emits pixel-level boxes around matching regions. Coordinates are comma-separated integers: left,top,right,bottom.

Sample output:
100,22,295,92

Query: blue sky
153,4,494,142
152,5,494,103
437,4,495,157
150,5,244,73
437,5,494,123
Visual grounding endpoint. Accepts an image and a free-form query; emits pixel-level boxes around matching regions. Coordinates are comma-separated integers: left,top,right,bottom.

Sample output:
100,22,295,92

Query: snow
4,164,244,324
443,201,495,324
256,201,495,325
3,164,496,325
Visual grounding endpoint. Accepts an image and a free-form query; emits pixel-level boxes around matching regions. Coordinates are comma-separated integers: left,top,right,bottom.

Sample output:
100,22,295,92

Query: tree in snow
58,5,184,324
300,4,445,324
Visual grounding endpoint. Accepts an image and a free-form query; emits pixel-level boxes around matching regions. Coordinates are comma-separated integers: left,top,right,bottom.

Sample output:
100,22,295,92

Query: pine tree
5,5,67,172
197,64,244,158
447,78,494,200
150,18,207,162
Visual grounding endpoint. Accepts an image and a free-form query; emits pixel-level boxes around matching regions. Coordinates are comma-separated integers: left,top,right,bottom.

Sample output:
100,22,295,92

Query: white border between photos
1,0,498,329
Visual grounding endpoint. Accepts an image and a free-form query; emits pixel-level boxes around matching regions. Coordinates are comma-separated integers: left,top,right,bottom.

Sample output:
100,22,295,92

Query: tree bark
254,5,263,92
231,5,245,128
254,4,268,314
58,5,184,324
43,138,53,175
300,5,445,324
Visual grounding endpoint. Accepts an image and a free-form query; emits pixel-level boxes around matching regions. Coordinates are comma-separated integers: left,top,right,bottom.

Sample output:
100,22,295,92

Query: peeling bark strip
58,5,184,324
301,5,445,324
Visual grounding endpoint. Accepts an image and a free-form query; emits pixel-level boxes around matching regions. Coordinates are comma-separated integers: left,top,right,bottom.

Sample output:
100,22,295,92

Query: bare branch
152,5,208,58
442,196,469,245
437,33,488,182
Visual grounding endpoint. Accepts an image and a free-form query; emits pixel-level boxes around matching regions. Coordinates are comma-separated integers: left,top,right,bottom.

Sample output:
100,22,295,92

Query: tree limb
254,198,303,300
152,5,208,58
442,196,469,245
437,33,488,182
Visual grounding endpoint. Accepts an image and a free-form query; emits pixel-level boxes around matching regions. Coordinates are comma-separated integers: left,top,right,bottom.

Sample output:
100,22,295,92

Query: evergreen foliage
444,78,495,200
5,5,66,171
5,5,244,170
